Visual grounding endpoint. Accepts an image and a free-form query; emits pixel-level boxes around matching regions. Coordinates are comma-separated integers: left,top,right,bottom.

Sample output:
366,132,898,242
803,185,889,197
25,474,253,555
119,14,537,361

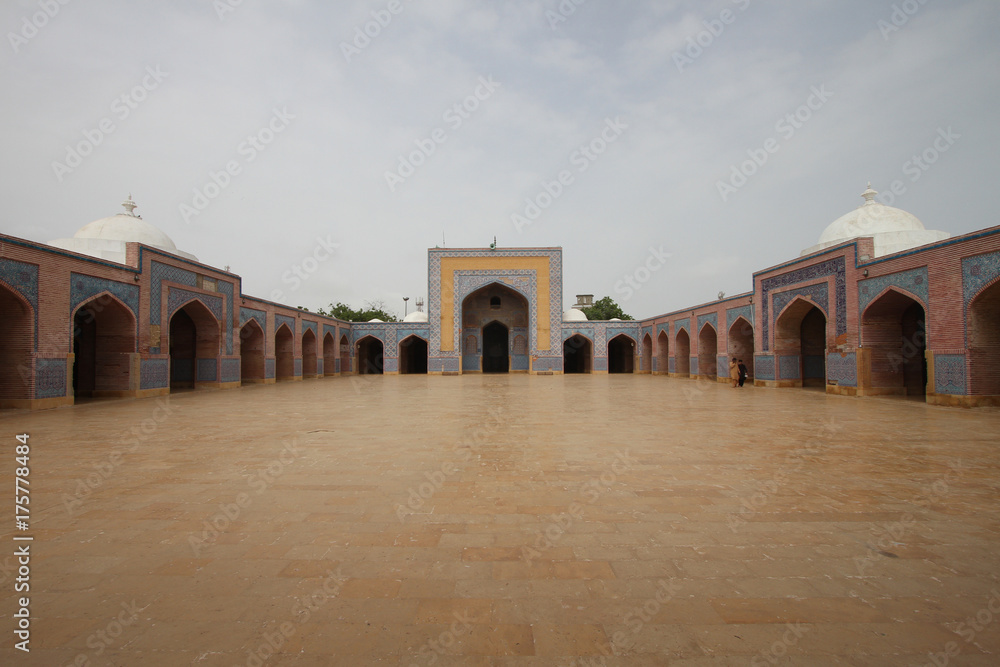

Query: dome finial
861,182,878,206
122,194,139,217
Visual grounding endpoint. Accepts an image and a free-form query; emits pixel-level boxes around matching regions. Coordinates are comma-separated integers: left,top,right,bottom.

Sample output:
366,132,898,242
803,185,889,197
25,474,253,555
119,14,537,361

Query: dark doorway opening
482,321,509,373
608,334,635,373
563,334,592,373
357,336,384,375
400,336,428,374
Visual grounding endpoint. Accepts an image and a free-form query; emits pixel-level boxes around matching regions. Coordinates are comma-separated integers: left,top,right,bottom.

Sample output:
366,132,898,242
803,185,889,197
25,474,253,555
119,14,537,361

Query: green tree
318,300,398,322
582,296,633,321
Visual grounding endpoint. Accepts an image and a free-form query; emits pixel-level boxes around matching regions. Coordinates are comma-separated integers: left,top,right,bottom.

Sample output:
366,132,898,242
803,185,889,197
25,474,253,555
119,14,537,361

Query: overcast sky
2,0,998,320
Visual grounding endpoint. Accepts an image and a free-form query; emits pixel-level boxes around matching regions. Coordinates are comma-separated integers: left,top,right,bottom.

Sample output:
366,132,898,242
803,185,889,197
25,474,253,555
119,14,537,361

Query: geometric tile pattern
150,261,197,325
69,272,140,319
726,305,753,332
761,256,846,351
167,288,223,323
265,358,275,379
302,321,317,336
674,318,690,335
858,266,929,314
690,358,699,375
35,358,66,399
240,307,266,332
294,359,302,377
221,358,240,384
275,314,295,335
140,359,169,390
826,352,857,387
453,270,537,356
934,354,967,395
696,312,718,333
771,282,829,324
962,249,1000,308
0,257,39,350
218,280,234,355
755,354,775,381
197,358,217,383
778,355,801,380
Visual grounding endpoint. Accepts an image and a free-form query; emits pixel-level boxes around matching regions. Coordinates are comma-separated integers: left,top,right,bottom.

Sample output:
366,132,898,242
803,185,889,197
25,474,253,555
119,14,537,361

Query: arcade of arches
72,295,136,398
861,290,926,397
169,301,220,390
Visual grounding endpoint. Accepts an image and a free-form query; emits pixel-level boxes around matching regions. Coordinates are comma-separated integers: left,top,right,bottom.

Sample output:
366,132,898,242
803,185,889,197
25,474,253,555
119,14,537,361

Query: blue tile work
827,353,857,387
562,326,596,342
761,257,846,351
302,321,317,336
317,358,324,375
150,261,197,325
717,355,729,376
323,324,338,340
858,267,929,314
690,358,698,375
265,359,275,379
275,314,295,334
384,357,399,373
772,283,829,321
668,357,675,373
726,305,753,332
428,248,562,372
696,313,718,333
0,258,39,350
778,355,800,380
674,318,690,336
217,280,234,355
593,357,608,372
934,354,967,394
35,359,66,399
140,359,169,389
652,357,658,373
656,322,670,339
70,273,140,319
197,358,217,383
352,325,390,347
294,359,302,377
755,355,775,380
533,356,563,372
334,359,340,374
221,358,240,383
168,288,223,322
453,270,537,351
803,355,825,379
962,250,1000,307
240,307,266,331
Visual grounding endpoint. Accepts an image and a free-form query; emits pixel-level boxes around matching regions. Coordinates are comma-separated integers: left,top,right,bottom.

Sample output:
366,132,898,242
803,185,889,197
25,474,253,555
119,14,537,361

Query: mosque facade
1,186,998,410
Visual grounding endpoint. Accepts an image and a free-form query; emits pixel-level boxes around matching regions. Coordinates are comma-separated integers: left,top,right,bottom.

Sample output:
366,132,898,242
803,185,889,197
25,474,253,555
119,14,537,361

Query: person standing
738,359,748,387
729,357,739,388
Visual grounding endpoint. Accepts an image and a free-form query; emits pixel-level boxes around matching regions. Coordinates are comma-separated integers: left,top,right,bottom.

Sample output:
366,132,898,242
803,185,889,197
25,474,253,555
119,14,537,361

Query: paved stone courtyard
2,375,999,666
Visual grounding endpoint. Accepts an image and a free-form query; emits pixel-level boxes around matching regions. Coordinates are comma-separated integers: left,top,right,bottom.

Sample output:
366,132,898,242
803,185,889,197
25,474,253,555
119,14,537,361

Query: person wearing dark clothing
737,360,748,387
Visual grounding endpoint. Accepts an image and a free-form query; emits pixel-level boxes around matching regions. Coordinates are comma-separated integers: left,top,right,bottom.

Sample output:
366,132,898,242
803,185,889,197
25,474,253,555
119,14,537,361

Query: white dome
367,318,384,323
563,308,588,321
403,310,428,322
609,318,622,321
50,195,198,264
802,184,949,259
